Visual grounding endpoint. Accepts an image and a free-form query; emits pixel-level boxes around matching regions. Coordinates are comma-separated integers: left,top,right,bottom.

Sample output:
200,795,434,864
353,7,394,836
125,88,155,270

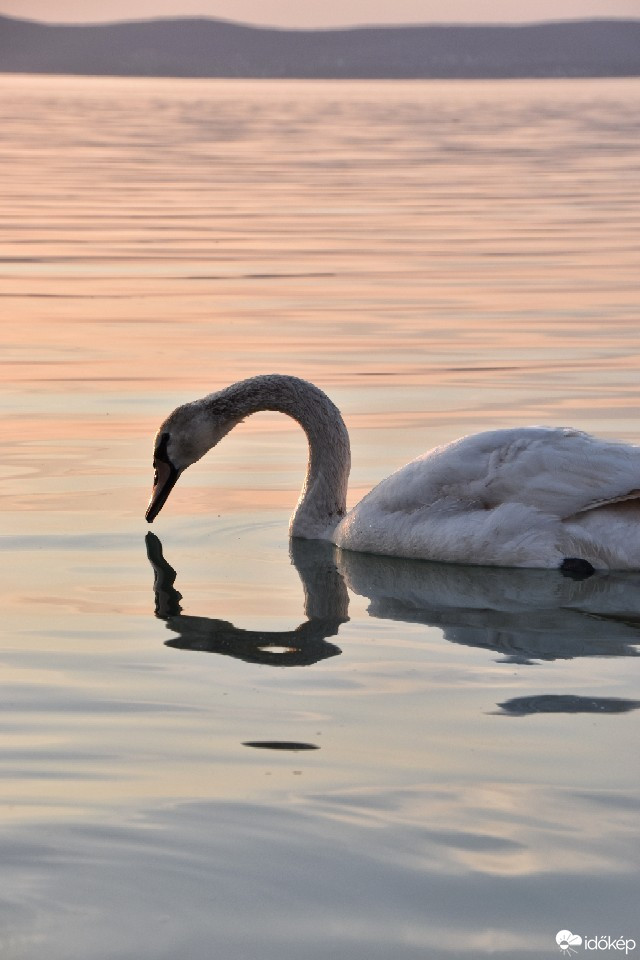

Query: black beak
146,433,180,523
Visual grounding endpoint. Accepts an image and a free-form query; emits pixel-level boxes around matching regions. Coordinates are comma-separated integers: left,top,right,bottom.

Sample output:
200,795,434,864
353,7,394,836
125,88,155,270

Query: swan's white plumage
148,375,640,571
332,426,640,568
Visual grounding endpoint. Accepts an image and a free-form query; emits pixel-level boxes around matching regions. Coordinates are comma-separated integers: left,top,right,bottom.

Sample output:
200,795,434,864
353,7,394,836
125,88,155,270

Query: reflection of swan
147,532,640,668
339,551,640,663
145,374,640,570
145,533,347,667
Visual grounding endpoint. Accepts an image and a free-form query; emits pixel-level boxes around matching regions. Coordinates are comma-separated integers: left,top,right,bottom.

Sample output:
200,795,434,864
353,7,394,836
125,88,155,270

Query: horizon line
2,12,639,32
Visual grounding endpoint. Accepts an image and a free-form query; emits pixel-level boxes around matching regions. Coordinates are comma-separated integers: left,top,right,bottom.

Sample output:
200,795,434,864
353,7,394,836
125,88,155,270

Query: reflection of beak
145,459,180,523
145,532,183,617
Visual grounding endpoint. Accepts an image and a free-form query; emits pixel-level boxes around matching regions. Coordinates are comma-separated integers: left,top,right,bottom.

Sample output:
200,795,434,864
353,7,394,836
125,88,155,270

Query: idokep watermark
556,930,637,956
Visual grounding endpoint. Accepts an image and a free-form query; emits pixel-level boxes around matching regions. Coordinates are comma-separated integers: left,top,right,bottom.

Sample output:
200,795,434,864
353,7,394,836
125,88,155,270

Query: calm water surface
1,75,640,959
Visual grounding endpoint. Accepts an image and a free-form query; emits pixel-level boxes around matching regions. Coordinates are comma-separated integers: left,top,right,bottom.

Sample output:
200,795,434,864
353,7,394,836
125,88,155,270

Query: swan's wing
363,427,640,520
451,428,640,518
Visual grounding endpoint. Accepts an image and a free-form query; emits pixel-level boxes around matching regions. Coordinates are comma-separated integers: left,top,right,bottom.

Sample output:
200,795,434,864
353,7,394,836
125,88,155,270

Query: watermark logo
556,930,637,955
557,931,583,956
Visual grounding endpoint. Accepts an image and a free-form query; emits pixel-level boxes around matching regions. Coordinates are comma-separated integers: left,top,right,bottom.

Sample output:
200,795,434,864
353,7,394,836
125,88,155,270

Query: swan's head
145,399,240,523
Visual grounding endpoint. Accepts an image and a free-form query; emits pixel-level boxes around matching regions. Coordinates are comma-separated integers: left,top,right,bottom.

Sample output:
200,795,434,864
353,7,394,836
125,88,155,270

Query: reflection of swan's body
146,374,640,570
338,550,640,663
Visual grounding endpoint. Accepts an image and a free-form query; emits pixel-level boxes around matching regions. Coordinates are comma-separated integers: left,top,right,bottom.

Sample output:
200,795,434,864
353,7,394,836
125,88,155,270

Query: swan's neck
203,375,351,539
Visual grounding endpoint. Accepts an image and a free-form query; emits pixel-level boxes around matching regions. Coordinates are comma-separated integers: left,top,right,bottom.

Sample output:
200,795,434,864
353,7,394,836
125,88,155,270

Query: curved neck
205,375,351,539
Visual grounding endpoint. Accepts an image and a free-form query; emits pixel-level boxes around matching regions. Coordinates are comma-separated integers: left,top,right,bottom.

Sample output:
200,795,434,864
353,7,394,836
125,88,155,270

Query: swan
145,373,640,571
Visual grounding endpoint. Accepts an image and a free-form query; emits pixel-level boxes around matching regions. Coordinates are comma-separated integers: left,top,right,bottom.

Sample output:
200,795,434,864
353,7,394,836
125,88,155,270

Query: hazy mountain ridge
0,15,639,78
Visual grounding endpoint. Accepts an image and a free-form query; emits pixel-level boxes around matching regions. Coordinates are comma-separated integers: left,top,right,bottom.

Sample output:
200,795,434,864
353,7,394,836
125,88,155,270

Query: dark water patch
243,741,320,751
496,694,640,716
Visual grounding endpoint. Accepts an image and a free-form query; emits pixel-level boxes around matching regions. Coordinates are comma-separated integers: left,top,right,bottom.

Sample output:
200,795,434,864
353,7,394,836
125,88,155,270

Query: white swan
145,373,640,571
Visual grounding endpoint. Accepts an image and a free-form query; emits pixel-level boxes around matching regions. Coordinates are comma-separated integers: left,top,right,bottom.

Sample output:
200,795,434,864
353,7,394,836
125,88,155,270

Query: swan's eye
155,432,172,466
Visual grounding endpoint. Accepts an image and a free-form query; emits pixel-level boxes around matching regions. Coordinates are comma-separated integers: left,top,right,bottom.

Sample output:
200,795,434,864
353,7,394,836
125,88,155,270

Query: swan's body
146,374,640,571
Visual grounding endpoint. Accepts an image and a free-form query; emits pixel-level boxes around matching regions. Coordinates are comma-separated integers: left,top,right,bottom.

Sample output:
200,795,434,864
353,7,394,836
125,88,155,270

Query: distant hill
0,15,639,79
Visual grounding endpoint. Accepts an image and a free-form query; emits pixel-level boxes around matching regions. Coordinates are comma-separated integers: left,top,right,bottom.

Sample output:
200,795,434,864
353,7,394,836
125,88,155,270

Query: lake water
1,74,640,959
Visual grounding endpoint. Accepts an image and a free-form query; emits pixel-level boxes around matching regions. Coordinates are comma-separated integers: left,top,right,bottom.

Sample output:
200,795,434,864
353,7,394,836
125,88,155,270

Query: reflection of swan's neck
207,375,351,538
145,532,347,667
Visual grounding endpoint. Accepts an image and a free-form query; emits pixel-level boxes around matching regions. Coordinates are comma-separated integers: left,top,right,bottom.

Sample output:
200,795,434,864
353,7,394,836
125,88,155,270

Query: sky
2,0,640,28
